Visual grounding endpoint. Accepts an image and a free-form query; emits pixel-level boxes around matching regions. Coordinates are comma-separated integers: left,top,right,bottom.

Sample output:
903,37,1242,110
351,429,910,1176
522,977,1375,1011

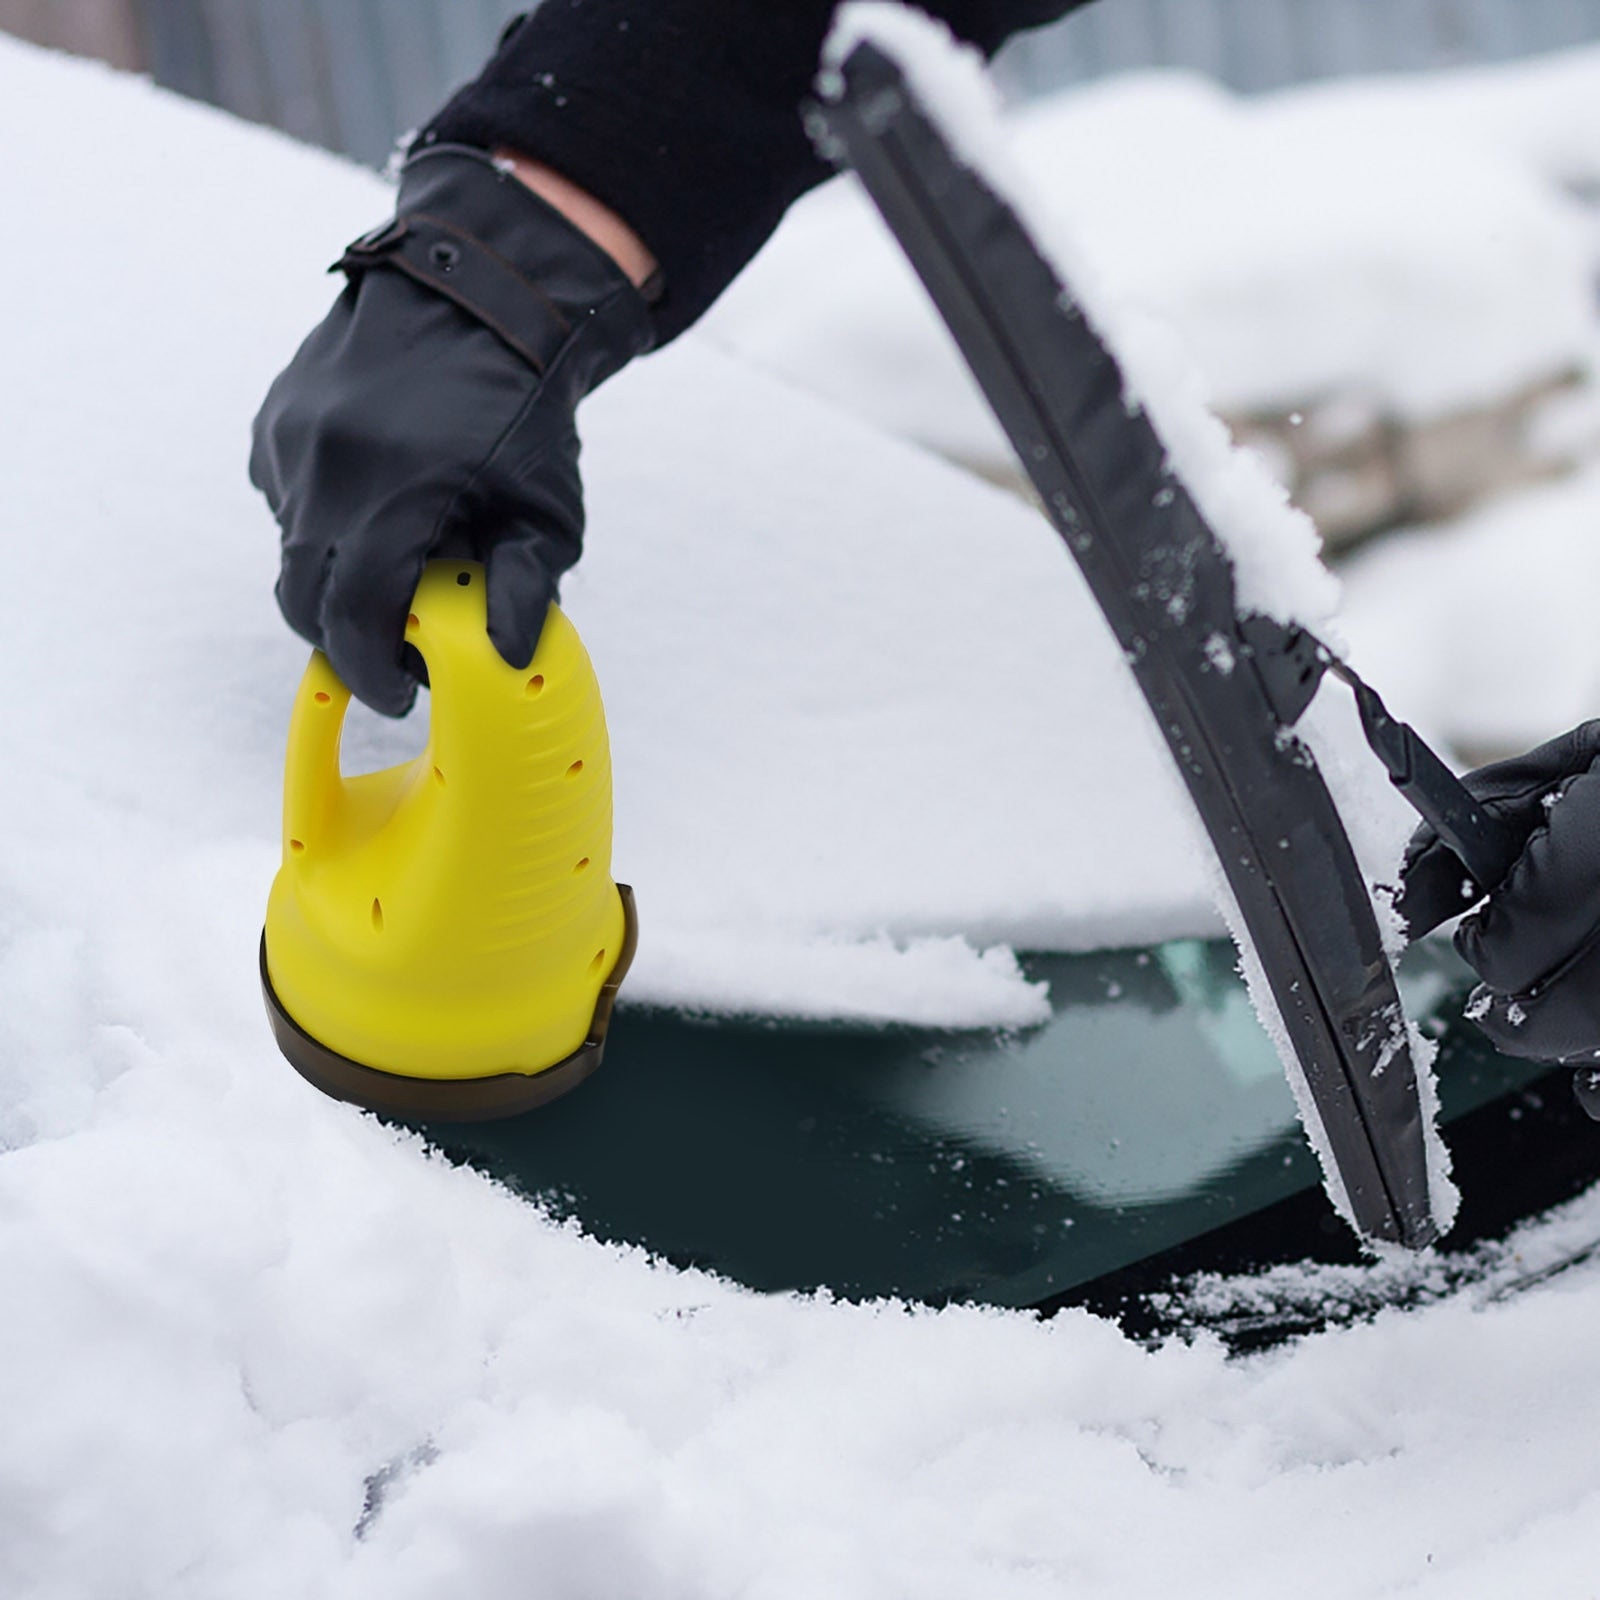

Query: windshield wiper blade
817,39,1446,1248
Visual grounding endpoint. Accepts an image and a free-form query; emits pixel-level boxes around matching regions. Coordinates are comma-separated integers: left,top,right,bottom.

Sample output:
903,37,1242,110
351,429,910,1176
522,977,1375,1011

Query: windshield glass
414,940,1545,1306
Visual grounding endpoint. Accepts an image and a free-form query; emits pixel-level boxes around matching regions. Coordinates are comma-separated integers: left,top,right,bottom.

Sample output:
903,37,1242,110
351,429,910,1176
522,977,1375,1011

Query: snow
709,42,1600,459
822,4,1035,216
1341,465,1600,760
820,4,1342,630
574,338,1227,1018
7,25,1600,1599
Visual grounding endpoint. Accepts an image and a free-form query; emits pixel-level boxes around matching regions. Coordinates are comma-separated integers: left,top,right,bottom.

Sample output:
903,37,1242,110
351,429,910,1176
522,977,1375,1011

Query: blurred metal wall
137,0,524,166
124,0,1600,169
999,0,1600,97
0,0,142,67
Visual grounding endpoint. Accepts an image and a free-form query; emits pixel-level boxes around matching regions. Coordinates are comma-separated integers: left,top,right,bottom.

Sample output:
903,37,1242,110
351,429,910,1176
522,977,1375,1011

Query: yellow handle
281,650,351,862
264,560,628,1082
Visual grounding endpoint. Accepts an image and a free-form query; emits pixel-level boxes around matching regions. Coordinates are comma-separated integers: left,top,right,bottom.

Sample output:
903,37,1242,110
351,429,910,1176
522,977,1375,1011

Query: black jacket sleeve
418,1,1094,343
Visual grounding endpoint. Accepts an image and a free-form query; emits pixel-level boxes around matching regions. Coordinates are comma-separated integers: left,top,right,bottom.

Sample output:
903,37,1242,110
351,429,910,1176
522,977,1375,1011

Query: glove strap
337,213,573,376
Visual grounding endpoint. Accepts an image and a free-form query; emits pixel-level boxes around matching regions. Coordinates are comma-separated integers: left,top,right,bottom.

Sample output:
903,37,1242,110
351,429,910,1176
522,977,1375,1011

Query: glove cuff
336,144,655,393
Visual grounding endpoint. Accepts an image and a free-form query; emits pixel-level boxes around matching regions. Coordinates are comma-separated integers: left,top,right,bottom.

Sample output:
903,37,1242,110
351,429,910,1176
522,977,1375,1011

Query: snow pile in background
707,41,1600,463
1283,46,1600,217
6,33,1600,1600
1342,465,1600,759
1301,46,1600,766
823,3,1343,634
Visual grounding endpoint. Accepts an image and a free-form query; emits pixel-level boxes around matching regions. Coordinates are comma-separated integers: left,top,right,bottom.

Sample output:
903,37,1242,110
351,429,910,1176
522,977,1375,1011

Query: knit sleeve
419,1,1090,342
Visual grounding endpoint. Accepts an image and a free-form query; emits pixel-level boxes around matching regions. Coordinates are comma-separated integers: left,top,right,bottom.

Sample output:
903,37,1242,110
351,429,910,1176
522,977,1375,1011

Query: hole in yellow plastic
314,691,331,705
566,760,584,778
371,898,384,932
456,571,471,587
590,949,607,973
525,674,545,698
406,613,420,631
574,857,591,874
288,838,305,854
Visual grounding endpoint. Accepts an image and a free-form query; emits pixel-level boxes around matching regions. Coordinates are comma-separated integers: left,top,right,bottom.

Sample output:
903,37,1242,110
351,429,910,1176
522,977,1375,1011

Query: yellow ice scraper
260,561,636,1120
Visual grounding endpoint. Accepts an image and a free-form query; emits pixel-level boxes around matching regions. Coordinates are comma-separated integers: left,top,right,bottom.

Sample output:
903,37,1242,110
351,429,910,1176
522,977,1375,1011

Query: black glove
250,144,654,714
1398,721,1600,1105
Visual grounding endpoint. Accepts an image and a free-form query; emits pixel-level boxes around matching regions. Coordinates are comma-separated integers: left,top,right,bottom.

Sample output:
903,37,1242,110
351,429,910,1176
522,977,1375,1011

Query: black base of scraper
261,883,638,1122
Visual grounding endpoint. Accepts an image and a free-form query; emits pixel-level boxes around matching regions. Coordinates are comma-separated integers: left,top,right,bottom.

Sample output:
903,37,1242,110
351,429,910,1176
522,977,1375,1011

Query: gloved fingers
276,536,334,652
1395,829,1484,941
1455,759,1600,994
478,422,583,669
1456,719,1600,811
1396,719,1600,942
1468,973,1600,1066
1399,795,1525,938
1571,1066,1600,1122
318,529,431,718
484,537,558,670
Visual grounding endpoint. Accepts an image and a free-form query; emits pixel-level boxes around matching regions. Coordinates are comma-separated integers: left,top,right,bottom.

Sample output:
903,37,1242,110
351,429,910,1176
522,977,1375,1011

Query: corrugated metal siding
997,0,1600,96
133,0,1600,169
137,0,525,166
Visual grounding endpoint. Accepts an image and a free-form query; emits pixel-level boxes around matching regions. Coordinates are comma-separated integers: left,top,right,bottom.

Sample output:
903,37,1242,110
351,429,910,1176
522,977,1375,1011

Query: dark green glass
402,940,1545,1306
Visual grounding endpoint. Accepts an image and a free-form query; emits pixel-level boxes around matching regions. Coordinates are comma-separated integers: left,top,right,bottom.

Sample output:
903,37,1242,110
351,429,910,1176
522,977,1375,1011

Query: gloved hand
1397,720,1600,1109
250,144,654,714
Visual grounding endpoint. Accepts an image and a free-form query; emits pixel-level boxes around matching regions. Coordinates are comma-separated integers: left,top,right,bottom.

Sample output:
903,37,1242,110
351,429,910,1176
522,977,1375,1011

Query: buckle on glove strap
335,213,572,376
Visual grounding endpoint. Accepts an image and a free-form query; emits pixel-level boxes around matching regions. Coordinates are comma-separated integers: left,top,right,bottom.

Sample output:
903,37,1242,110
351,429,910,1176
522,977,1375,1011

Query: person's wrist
492,149,658,290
